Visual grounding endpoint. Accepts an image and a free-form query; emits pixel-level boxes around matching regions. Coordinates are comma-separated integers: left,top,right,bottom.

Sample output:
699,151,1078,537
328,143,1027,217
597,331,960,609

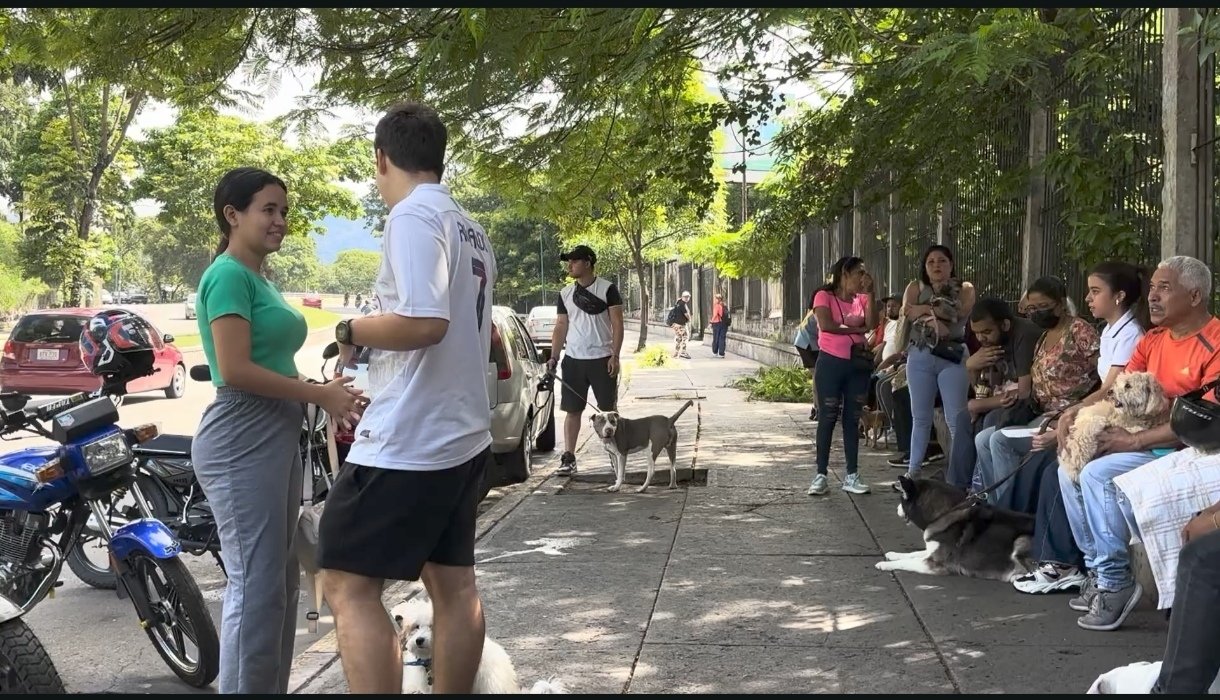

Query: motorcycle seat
132,433,193,458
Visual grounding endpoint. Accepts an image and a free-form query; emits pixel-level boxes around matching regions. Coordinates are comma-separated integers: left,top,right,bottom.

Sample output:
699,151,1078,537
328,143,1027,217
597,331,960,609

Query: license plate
36,349,60,361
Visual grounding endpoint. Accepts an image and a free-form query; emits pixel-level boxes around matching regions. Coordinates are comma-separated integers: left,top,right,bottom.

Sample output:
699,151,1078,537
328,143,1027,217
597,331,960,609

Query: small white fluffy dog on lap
392,597,566,694
1060,371,1167,483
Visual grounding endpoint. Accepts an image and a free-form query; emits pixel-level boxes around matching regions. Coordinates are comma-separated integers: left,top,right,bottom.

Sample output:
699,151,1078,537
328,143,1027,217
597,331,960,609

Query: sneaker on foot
807,474,829,496
556,452,577,476
887,454,911,468
1077,581,1143,631
1069,574,1099,612
841,473,871,494
1013,562,1086,594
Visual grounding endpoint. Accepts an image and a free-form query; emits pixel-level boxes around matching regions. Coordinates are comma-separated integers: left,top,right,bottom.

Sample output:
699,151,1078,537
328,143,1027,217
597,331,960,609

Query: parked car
488,306,556,485
525,305,558,350
124,290,150,304
302,295,323,309
184,293,197,320
100,289,114,305
0,308,187,400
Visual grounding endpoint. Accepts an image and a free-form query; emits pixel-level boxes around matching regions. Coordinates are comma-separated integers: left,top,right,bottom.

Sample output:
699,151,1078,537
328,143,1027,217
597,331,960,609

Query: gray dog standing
590,400,694,492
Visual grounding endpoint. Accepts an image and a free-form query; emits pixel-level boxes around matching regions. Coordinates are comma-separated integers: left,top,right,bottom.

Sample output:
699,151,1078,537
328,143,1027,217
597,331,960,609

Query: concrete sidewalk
292,337,1170,694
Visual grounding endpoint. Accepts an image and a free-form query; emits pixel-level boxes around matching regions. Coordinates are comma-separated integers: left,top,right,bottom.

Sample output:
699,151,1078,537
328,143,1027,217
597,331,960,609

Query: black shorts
796,346,819,369
317,448,490,581
559,355,618,413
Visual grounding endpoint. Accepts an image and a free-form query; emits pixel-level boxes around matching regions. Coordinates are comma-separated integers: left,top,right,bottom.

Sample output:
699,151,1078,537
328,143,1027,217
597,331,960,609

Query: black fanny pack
572,283,608,316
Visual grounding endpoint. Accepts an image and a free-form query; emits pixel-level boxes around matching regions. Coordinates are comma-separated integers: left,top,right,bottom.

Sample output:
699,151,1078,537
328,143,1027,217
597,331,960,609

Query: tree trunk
633,255,650,351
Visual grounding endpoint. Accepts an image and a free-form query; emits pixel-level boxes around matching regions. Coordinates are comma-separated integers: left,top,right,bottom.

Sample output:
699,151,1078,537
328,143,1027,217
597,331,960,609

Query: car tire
499,420,532,483
535,401,556,452
165,364,186,399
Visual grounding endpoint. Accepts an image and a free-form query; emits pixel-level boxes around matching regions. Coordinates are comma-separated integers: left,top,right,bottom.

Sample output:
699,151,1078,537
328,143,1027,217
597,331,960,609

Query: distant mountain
310,216,380,264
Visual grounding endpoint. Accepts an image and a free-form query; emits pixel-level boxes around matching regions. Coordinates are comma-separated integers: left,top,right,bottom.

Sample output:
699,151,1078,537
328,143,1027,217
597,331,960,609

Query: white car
184,293,197,320
525,305,558,349
487,305,556,486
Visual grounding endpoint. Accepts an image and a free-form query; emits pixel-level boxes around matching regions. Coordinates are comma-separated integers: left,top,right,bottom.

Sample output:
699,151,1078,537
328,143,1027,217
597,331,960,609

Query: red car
1,308,187,400
302,296,323,309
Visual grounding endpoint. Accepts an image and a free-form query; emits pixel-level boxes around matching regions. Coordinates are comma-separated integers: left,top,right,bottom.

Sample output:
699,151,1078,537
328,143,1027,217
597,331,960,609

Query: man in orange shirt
1057,256,1220,632
709,292,728,358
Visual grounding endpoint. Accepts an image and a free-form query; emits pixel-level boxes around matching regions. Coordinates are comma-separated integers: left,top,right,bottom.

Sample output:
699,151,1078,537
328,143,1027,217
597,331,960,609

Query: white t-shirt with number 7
347,183,497,472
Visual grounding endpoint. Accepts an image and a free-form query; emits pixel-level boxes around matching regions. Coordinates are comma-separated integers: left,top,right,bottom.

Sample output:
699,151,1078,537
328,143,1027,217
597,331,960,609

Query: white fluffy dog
391,596,566,694
1060,372,1167,483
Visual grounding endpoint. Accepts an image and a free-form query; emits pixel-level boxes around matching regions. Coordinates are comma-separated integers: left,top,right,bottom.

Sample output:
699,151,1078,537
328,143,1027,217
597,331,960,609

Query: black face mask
1030,309,1060,329
887,311,900,320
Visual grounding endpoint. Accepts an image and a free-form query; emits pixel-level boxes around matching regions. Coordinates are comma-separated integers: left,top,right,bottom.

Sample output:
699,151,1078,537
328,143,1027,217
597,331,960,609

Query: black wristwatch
335,319,355,346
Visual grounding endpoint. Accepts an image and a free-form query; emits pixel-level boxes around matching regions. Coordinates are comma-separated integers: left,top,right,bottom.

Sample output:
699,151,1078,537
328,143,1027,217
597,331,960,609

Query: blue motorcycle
0,387,219,690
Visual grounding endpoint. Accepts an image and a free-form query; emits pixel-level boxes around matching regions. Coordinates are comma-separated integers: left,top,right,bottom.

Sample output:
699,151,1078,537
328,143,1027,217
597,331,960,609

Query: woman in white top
1015,261,1149,593
1033,261,1150,453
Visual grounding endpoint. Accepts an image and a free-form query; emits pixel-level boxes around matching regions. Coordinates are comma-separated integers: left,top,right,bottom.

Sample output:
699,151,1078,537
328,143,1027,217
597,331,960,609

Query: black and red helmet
79,309,157,384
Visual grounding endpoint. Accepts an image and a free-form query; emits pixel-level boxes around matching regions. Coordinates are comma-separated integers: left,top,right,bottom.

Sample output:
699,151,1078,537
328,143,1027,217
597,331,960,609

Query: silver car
184,293,197,320
488,305,556,484
525,305,558,350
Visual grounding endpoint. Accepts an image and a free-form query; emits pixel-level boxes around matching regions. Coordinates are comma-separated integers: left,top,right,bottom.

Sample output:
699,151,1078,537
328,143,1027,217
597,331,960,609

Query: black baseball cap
559,245,597,265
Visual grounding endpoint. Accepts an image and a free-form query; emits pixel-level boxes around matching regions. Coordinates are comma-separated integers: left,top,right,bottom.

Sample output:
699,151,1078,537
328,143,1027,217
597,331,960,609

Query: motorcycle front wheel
66,478,169,590
0,618,65,693
123,552,219,688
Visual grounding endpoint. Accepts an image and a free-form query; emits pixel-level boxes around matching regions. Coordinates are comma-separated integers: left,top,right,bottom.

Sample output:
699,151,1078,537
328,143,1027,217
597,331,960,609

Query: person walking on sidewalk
794,306,820,421
318,101,497,694
192,167,364,694
709,292,728,358
667,291,692,359
548,245,624,476
808,256,877,496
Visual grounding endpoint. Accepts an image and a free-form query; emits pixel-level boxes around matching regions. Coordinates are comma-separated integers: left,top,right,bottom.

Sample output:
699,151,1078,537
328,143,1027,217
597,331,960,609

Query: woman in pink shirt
808,256,878,496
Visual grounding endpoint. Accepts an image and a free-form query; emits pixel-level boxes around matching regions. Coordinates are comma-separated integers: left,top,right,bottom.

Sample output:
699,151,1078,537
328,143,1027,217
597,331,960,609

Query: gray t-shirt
995,316,1044,384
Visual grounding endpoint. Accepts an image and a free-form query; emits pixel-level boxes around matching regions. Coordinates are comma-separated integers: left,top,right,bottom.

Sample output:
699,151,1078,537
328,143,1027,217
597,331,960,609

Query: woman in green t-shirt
191,167,363,694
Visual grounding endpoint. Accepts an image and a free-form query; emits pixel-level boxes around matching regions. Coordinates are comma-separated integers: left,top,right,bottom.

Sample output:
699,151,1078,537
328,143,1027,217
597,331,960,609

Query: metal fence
1041,8,1165,303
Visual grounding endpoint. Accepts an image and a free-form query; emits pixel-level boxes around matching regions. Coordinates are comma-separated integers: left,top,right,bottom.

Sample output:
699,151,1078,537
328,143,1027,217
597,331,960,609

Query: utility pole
740,124,749,225
538,229,545,308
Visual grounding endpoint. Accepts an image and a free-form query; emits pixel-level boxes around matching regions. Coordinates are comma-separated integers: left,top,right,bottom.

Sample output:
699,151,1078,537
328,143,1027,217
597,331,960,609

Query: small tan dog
860,408,890,448
1060,372,1167,483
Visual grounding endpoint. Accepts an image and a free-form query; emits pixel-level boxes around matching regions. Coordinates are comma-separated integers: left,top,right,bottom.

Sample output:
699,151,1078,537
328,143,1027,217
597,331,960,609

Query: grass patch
172,304,341,349
730,365,813,403
633,344,674,368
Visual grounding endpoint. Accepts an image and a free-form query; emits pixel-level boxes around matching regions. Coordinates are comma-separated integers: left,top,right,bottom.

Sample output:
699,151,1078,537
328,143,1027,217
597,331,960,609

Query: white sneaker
807,474,829,496
841,473,871,494
1013,562,1086,594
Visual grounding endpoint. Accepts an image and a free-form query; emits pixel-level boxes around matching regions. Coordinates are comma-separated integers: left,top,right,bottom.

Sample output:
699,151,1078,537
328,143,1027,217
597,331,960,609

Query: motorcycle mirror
189,365,212,382
322,342,340,360
0,393,30,412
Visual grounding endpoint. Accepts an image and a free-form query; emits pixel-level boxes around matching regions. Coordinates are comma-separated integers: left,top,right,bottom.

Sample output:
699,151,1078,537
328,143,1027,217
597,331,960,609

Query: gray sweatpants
192,387,305,694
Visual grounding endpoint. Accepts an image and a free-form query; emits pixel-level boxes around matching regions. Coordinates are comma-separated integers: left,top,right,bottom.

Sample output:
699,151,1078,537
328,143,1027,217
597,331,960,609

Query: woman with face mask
974,276,1100,509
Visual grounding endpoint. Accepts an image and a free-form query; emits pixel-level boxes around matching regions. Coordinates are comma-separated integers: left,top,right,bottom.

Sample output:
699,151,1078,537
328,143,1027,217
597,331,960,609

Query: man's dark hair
374,101,447,178
970,297,1015,324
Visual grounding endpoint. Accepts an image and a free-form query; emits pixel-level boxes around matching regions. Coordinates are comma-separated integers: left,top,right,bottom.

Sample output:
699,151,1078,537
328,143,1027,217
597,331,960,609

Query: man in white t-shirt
548,245,624,475
320,101,495,694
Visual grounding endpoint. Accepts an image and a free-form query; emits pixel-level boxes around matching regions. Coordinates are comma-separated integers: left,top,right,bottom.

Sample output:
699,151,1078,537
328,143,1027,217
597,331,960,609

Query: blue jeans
710,322,727,356
905,346,969,475
1058,451,1156,591
974,418,1042,509
814,352,870,475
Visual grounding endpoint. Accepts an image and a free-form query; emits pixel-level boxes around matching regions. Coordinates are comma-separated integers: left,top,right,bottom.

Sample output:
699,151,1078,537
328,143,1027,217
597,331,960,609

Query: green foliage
730,364,813,403
0,221,45,313
328,249,380,295
134,109,366,286
633,344,673,368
